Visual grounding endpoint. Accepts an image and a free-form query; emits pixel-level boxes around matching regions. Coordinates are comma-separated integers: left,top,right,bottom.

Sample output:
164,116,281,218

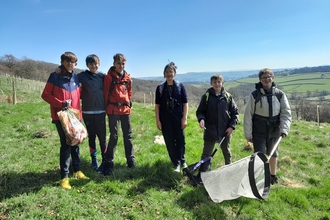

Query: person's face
87,62,99,73
113,60,126,73
61,60,77,72
211,79,223,93
164,69,175,82
260,74,274,89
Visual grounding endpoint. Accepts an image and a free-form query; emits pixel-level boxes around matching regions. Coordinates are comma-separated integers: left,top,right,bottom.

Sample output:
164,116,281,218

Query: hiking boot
174,164,181,172
103,161,113,176
127,160,136,168
60,177,71,190
193,172,204,186
73,171,89,179
97,160,105,173
91,158,98,170
271,175,279,185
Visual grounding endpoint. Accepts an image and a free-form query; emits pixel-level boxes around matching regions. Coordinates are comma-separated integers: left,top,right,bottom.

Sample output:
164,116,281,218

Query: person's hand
247,138,253,142
62,99,72,109
181,118,187,130
225,127,233,136
156,120,162,131
199,119,205,129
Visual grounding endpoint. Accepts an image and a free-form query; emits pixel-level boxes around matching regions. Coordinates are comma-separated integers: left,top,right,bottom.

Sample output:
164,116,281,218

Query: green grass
1,76,330,219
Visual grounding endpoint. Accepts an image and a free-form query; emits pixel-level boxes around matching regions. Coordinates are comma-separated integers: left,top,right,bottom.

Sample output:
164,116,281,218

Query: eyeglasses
261,75,273,80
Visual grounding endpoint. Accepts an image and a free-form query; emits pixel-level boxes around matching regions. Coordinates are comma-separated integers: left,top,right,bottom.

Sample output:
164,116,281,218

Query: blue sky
1,0,330,77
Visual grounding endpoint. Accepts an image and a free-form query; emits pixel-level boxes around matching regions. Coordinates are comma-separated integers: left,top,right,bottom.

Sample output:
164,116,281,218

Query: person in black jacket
196,74,239,173
79,55,107,172
155,62,189,172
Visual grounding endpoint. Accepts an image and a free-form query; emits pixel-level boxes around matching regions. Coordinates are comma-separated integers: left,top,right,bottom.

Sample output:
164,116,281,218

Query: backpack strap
159,80,181,97
252,89,282,119
107,75,131,107
205,91,231,106
109,75,129,94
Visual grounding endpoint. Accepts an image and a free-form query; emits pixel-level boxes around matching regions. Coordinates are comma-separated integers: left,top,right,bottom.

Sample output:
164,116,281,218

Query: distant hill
138,69,286,84
138,66,330,84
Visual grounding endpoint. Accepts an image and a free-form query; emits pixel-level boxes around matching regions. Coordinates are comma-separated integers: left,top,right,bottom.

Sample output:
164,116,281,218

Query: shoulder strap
109,75,129,94
205,91,231,106
159,82,165,97
159,81,181,97
253,89,282,118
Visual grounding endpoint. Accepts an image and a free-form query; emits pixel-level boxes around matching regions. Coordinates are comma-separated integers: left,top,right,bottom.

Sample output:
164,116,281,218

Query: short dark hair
163,62,177,76
258,68,274,79
210,74,224,83
60,52,77,63
85,54,100,66
113,53,126,62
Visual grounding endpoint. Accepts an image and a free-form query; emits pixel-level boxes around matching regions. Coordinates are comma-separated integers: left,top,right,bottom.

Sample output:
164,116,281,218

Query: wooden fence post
12,80,17,105
143,93,145,105
317,105,320,126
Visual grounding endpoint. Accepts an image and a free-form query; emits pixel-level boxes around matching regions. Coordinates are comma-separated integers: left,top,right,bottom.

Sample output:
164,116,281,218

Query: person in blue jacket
42,52,89,190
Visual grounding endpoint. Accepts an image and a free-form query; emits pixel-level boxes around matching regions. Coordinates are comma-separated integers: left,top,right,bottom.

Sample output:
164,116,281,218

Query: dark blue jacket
155,80,188,115
78,70,106,112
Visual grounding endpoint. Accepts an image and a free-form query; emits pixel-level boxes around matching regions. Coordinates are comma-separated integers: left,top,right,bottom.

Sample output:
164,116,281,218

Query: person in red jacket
102,53,135,175
41,52,89,189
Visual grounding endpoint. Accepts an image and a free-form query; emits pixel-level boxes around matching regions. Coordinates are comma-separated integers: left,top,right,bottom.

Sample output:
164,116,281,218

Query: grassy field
0,75,330,219
226,72,330,99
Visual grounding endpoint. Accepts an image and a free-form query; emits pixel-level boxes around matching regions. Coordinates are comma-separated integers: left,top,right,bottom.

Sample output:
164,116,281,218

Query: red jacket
41,71,81,121
103,67,132,115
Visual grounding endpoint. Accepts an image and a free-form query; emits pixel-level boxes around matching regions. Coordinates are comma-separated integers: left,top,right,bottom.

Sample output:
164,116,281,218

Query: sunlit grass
0,77,330,219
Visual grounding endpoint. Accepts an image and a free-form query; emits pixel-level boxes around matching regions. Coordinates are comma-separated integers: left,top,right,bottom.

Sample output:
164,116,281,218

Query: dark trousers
105,114,134,165
83,113,107,159
160,112,186,167
253,135,279,157
199,136,231,172
54,121,80,178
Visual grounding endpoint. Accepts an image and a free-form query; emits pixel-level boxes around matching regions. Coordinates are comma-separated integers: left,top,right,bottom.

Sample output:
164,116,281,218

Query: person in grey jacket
196,74,239,174
244,68,292,185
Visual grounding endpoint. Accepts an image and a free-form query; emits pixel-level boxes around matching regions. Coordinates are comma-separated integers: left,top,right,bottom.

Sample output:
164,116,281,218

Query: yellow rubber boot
73,171,89,179
60,178,72,190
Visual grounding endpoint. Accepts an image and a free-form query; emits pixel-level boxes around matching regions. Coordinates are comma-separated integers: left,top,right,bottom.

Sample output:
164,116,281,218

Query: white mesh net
201,152,270,203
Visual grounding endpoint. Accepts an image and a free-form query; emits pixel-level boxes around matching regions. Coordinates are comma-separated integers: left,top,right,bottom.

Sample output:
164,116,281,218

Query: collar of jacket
208,87,225,96
107,66,128,78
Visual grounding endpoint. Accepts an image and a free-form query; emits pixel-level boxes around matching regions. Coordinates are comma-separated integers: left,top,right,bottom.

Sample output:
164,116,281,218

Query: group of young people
155,64,291,185
41,51,291,190
42,52,134,189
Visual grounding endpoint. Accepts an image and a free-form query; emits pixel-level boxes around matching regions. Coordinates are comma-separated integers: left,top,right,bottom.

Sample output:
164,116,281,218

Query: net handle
267,136,282,163
211,136,226,157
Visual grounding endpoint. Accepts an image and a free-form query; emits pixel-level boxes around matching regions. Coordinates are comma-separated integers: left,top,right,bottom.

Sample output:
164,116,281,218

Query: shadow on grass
90,159,184,194
176,187,252,219
0,169,58,201
0,159,93,201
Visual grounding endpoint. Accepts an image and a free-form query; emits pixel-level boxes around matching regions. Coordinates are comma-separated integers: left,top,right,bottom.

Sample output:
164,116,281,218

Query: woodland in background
1,54,330,123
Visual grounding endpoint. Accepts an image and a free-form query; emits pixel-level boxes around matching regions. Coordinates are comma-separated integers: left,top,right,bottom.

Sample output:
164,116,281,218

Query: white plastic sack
201,152,270,203
57,108,88,146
